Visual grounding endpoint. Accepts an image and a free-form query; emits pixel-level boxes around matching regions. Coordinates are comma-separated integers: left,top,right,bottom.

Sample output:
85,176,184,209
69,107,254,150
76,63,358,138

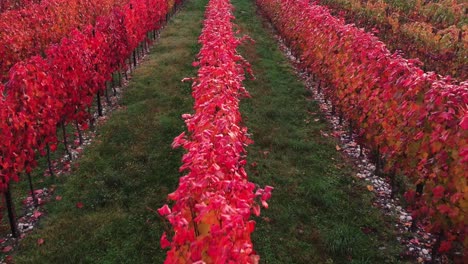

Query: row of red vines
0,0,169,218
256,0,467,255
0,0,129,81
158,0,272,262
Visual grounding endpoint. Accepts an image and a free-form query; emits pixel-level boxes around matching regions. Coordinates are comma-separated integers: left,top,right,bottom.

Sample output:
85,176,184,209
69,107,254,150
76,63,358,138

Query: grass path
13,0,407,263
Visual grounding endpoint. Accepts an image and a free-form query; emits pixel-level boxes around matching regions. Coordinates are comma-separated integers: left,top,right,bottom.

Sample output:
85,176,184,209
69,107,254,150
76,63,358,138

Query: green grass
9,0,409,263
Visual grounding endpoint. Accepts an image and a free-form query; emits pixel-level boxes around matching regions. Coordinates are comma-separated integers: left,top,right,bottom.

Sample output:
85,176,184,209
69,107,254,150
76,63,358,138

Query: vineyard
0,0,466,263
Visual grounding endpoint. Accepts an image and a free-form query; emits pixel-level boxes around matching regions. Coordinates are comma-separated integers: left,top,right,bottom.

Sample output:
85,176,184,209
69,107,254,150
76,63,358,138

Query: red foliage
0,0,131,81
0,0,40,13
256,0,467,254
158,0,272,262
0,0,171,221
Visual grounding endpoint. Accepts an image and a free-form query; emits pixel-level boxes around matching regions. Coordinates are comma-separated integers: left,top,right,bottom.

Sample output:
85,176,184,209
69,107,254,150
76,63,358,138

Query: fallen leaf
366,185,374,191
37,238,44,246
2,246,13,253
335,145,341,151
33,210,42,218
76,202,84,209
331,131,343,137
320,130,329,137
55,196,62,201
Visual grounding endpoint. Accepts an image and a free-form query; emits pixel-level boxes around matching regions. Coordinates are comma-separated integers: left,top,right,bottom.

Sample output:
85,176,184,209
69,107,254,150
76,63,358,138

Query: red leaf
247,220,256,232
432,186,444,199
37,238,45,246
160,232,170,249
33,210,43,218
55,195,62,201
252,204,260,216
2,246,13,253
76,202,84,209
437,204,451,214
438,240,452,253
49,144,57,152
460,114,468,130
157,205,171,216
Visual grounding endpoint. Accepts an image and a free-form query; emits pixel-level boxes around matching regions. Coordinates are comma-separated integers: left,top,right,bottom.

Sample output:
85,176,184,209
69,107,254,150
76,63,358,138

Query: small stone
409,247,414,252
422,249,429,255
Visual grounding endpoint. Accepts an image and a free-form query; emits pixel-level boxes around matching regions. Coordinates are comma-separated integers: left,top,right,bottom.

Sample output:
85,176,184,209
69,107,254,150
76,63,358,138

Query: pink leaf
2,246,13,253
432,186,444,199
33,210,42,218
460,114,468,130
157,204,171,216
160,232,171,249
